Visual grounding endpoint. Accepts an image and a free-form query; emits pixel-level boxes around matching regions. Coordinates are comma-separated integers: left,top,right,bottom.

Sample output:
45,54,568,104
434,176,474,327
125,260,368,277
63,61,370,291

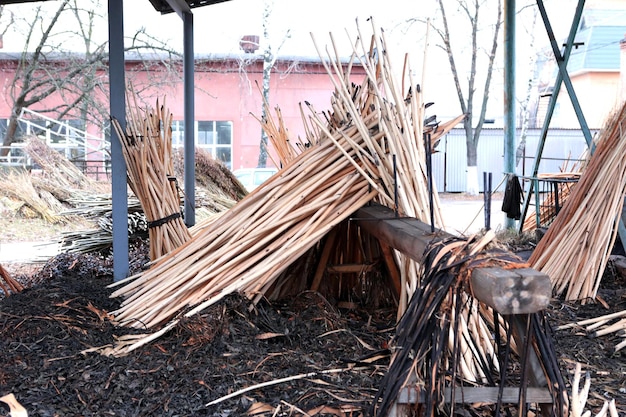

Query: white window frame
171,120,233,168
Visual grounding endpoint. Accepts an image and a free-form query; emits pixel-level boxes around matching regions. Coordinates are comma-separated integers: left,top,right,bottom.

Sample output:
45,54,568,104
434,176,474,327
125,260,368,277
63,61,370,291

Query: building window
171,120,233,168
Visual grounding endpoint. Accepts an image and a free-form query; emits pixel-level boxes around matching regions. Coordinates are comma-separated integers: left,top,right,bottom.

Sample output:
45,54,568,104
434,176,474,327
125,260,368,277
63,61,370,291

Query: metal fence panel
431,128,591,193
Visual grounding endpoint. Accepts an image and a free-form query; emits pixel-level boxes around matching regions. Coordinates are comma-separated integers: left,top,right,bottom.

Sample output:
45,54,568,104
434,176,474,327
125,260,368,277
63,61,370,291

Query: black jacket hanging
502,174,523,220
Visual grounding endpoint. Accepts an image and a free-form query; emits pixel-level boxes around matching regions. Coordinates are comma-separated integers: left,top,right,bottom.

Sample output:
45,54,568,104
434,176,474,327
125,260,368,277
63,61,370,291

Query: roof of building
567,9,626,73
147,0,231,14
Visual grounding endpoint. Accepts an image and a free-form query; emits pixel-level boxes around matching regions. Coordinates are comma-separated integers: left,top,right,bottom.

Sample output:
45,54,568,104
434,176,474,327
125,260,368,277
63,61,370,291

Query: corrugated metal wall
431,128,592,193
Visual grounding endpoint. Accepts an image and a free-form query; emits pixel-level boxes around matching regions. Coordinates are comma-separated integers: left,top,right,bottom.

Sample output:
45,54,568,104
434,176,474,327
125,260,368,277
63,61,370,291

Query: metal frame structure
106,0,207,280
0,0,600,280
518,0,593,233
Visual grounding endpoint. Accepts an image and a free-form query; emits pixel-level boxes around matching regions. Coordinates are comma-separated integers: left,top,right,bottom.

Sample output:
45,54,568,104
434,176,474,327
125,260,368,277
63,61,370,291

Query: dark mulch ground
1,240,625,417
0,243,395,417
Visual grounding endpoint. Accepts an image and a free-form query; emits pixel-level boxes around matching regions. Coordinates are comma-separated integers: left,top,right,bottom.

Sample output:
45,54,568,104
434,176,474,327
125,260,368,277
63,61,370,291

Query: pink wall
0,56,365,172
122,57,365,170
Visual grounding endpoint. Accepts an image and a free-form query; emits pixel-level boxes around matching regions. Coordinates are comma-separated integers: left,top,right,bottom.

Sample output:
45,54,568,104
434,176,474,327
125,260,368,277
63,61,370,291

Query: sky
121,0,434,57
0,0,582,121
123,0,584,124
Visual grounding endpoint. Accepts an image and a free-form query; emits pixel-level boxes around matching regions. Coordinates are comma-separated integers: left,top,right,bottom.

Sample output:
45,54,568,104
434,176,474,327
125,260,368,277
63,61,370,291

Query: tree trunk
465,118,479,195
257,0,272,169
1,109,21,157
257,56,271,168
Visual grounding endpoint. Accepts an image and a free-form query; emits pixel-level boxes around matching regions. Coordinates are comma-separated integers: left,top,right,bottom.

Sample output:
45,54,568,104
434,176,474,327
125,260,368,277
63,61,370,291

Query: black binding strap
147,212,182,228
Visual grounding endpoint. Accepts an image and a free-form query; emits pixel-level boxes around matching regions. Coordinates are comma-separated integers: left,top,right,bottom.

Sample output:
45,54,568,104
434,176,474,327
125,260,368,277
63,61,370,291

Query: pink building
0,52,365,175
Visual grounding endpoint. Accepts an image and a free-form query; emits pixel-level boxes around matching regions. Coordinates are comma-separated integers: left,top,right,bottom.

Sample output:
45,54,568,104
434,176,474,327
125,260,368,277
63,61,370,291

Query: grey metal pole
183,11,195,227
108,0,128,281
503,0,516,229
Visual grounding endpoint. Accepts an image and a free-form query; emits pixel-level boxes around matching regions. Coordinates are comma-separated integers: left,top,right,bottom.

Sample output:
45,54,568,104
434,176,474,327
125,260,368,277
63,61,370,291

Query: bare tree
516,4,538,166
434,0,502,194
0,0,181,156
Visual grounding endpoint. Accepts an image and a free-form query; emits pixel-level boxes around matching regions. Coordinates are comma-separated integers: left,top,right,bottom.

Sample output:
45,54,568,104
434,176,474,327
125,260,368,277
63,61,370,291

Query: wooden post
354,203,551,314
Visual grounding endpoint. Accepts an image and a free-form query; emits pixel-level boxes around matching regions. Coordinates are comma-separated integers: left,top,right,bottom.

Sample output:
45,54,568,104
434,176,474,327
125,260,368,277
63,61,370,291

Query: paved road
0,194,508,264
0,241,59,264
439,194,505,236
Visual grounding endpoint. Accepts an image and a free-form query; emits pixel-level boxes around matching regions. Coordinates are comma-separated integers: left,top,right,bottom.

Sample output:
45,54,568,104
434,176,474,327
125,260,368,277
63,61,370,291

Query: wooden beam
471,268,551,315
397,386,553,404
354,203,551,314
379,242,402,298
354,203,439,264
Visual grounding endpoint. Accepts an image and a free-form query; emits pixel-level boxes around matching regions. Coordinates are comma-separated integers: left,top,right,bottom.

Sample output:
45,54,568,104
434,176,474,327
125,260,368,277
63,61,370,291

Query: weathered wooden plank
326,263,375,273
471,268,551,314
396,386,554,404
354,203,551,314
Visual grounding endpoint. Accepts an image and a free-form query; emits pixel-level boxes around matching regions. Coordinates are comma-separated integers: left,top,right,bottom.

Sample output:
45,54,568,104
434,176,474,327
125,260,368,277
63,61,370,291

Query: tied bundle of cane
106,22,442,350
529,101,626,302
111,95,191,261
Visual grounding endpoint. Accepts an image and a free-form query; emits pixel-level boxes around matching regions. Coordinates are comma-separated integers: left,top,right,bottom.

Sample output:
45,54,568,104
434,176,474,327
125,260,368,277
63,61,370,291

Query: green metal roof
568,9,626,73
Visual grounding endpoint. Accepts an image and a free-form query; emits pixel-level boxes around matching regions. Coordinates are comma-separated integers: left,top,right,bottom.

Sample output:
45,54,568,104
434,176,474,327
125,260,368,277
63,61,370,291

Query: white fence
431,128,593,193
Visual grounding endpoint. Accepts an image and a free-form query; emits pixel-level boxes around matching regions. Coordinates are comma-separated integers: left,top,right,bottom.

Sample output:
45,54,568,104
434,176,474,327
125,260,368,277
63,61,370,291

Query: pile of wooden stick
111,96,191,261
24,135,97,190
529,101,626,302
569,363,619,417
107,22,444,351
557,310,626,353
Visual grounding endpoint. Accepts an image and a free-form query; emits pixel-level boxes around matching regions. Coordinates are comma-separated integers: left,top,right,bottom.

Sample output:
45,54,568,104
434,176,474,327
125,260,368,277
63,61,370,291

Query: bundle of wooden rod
111,96,192,261
529,101,626,302
0,264,23,297
106,23,442,351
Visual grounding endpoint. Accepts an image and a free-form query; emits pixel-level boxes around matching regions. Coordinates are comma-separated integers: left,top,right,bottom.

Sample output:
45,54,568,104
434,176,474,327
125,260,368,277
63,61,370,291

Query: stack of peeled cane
530,101,626,302
111,95,192,261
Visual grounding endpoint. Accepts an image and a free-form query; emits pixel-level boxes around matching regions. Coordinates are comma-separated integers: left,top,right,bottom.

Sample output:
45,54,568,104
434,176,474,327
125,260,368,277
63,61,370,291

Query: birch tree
257,0,290,168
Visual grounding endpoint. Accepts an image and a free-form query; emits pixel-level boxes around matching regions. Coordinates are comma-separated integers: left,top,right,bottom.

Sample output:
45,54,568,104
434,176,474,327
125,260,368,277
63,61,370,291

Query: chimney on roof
239,35,259,54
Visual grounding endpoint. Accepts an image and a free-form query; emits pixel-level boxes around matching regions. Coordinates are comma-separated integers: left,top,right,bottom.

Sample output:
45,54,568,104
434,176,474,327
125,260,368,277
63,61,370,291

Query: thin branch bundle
111,95,191,261
0,170,64,224
529,102,626,302
24,135,97,190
